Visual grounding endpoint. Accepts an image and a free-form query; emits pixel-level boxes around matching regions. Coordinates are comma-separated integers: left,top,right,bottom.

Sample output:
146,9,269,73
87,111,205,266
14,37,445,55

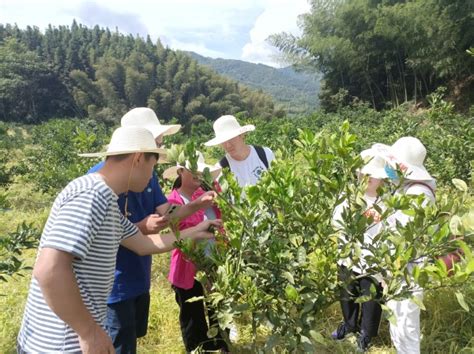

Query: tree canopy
0,22,284,125
271,0,474,111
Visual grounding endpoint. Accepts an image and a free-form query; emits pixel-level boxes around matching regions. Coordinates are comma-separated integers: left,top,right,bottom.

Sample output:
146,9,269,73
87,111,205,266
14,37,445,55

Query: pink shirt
167,187,221,289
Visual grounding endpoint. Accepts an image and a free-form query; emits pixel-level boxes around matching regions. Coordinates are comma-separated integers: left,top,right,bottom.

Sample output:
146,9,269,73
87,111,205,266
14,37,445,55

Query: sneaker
356,330,371,352
331,322,353,340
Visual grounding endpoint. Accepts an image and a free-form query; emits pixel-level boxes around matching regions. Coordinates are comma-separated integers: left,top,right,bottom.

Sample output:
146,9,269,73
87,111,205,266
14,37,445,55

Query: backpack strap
219,145,269,171
219,156,230,169
405,182,435,198
253,145,269,169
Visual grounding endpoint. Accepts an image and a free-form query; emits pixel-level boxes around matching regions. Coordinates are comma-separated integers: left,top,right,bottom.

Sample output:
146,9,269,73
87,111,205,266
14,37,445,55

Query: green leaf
309,330,326,345
401,208,416,217
411,295,426,311
297,246,307,264
449,215,463,235
282,271,295,284
412,265,420,282
264,333,280,351
457,240,472,259
452,179,467,192
285,285,298,301
300,335,315,352
417,271,429,288
455,292,469,312
462,212,474,233
466,259,474,275
355,295,372,304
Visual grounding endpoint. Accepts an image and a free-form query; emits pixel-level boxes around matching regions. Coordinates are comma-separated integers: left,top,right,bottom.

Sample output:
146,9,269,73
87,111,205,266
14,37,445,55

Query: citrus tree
171,122,473,352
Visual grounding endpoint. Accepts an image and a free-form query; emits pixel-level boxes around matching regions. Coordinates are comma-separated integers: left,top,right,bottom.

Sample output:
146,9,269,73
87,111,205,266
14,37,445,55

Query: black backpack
219,145,269,171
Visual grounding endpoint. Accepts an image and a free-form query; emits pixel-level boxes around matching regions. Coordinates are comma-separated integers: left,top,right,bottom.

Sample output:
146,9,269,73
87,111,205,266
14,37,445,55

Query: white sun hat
163,152,222,180
79,126,167,158
372,137,434,181
204,115,255,146
359,149,388,179
121,107,181,138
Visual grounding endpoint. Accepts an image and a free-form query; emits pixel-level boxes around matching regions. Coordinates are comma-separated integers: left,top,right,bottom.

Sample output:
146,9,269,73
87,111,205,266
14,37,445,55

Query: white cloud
0,0,310,66
241,0,310,67
165,38,229,59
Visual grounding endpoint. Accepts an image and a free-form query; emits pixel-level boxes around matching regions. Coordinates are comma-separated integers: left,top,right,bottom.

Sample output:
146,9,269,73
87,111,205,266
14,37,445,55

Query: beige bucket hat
163,152,221,180
121,107,181,138
204,115,255,146
79,126,167,158
372,137,434,181
359,149,388,179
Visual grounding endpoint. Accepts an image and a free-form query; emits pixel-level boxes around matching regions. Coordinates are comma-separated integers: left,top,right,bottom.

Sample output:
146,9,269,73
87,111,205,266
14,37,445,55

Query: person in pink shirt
163,153,228,352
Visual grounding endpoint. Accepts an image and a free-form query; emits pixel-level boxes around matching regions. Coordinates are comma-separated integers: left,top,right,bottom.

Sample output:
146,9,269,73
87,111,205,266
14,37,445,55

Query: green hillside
0,22,284,126
185,51,320,115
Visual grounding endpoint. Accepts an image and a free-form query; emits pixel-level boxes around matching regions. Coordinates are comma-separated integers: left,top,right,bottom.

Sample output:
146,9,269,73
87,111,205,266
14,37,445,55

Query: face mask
384,165,398,181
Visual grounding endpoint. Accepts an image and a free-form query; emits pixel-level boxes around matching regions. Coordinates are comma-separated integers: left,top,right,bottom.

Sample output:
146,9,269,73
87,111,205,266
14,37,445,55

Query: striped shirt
17,174,138,352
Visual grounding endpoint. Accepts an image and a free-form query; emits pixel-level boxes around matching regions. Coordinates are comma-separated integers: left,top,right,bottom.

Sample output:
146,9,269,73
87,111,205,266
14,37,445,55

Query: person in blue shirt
88,107,217,354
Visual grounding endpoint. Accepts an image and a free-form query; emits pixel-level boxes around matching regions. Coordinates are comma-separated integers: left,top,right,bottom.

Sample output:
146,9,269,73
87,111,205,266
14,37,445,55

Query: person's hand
195,191,217,209
78,323,115,354
137,214,169,234
363,208,382,223
183,219,223,240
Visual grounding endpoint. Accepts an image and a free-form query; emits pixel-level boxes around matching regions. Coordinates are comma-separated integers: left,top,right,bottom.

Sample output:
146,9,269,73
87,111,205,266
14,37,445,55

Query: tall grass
1,182,472,353
0,245,472,353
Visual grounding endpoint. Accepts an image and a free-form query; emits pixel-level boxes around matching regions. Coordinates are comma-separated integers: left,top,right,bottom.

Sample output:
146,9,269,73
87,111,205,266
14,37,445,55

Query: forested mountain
0,22,284,126
271,0,474,111
185,51,320,115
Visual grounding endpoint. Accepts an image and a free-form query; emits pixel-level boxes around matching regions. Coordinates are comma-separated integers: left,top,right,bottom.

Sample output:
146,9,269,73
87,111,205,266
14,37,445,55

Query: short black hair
106,152,159,162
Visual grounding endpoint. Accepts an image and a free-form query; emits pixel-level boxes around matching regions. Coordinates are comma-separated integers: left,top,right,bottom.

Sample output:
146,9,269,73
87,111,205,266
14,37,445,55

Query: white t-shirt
387,181,436,228
225,146,274,187
17,174,138,352
333,195,384,274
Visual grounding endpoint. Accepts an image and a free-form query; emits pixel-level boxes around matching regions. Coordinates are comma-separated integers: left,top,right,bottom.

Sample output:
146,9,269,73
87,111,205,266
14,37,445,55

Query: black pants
105,292,150,354
339,266,383,338
173,280,228,352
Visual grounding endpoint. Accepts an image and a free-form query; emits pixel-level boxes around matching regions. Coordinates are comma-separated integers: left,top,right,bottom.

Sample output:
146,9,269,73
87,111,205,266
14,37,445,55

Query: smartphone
164,204,179,218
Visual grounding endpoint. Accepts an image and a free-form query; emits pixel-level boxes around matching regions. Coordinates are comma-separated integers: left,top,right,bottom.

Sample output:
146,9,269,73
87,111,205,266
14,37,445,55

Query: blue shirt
88,161,168,303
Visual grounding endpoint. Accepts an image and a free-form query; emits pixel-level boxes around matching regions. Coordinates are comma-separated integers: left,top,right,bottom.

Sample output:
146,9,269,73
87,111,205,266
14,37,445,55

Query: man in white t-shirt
204,115,274,187
203,115,273,342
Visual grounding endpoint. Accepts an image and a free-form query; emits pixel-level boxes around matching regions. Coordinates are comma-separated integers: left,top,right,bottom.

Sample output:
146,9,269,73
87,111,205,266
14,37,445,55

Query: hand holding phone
163,204,180,219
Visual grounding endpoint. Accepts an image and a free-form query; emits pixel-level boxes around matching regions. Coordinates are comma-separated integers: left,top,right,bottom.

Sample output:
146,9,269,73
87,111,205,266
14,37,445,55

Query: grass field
0,182,473,353
1,248,473,353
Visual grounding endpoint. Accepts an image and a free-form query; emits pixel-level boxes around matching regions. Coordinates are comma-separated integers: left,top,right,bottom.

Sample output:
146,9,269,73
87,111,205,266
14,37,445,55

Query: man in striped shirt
17,126,220,353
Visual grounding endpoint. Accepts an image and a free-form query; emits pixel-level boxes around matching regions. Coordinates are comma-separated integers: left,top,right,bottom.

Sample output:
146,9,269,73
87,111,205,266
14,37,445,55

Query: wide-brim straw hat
163,152,222,180
121,107,181,138
371,137,434,181
204,115,255,146
79,126,167,159
359,149,388,179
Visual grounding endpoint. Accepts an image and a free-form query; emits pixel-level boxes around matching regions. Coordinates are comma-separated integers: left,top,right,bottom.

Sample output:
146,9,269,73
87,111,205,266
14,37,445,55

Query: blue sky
0,0,310,67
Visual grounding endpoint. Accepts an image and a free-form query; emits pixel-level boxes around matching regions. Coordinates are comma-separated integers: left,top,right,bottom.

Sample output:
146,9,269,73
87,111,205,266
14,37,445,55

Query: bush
24,118,110,193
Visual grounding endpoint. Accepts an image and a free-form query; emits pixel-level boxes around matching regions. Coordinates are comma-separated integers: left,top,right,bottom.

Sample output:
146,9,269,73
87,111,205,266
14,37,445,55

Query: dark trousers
173,280,228,352
339,266,383,338
105,292,150,354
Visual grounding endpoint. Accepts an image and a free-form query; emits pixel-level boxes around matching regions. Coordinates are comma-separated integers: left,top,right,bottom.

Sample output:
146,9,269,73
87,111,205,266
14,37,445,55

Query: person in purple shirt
88,108,217,354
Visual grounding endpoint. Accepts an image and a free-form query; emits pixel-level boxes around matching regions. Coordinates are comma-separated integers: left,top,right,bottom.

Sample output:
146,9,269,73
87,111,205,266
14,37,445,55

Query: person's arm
121,219,222,255
179,190,217,218
136,173,171,234
33,248,113,354
156,191,217,221
135,214,169,234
